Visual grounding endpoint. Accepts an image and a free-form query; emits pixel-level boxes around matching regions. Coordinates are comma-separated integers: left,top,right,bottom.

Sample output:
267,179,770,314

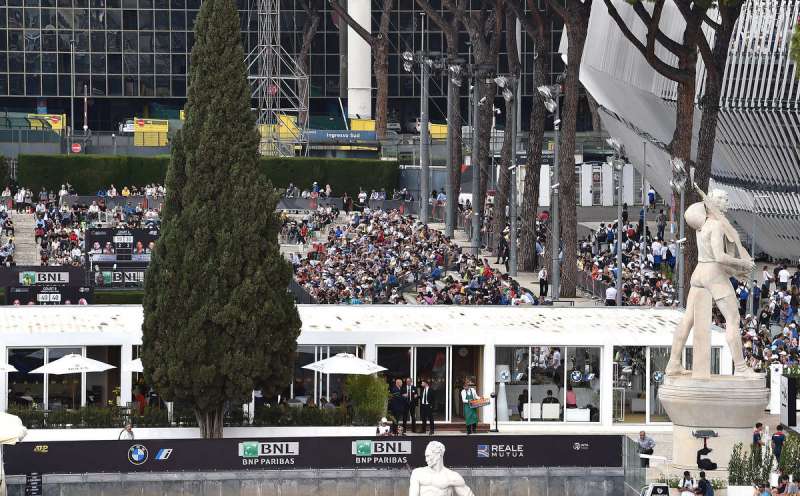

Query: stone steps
10,212,40,265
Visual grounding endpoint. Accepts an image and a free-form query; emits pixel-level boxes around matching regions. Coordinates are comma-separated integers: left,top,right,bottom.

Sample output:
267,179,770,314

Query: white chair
565,408,591,422
541,403,560,420
522,402,541,420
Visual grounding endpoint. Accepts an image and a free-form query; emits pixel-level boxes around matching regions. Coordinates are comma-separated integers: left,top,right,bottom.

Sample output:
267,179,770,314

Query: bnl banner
5,435,622,474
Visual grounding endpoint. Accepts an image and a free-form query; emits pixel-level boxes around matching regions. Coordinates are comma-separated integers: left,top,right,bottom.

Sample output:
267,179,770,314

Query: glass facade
496,345,600,423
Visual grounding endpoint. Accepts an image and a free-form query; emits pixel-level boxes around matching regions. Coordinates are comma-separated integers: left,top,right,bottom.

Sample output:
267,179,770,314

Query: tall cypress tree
141,0,301,438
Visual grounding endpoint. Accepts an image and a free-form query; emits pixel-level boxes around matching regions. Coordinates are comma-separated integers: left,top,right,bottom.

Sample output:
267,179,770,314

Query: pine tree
141,0,301,438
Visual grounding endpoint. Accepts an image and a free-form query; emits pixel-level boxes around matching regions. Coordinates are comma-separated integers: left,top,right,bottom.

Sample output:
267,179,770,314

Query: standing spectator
117,423,135,440
388,378,404,431
752,422,765,458
538,268,549,298
772,424,787,463
605,284,618,306
657,209,666,240
763,265,774,292
460,378,478,435
419,379,434,435
694,471,712,495
647,185,656,207
678,471,695,496
402,377,417,434
752,282,762,315
779,266,791,291
637,430,656,468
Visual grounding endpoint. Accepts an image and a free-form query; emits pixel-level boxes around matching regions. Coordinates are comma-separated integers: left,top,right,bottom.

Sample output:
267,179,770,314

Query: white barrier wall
602,162,614,206
539,164,551,207
622,164,635,206
580,163,593,206
346,0,372,119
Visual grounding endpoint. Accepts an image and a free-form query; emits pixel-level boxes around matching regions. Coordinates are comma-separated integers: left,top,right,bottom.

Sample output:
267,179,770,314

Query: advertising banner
4,435,622,475
6,285,93,305
86,228,160,263
91,267,146,288
0,266,86,287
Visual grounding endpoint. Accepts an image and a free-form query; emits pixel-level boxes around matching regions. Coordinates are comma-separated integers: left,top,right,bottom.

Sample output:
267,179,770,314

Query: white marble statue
409,441,474,496
665,188,759,378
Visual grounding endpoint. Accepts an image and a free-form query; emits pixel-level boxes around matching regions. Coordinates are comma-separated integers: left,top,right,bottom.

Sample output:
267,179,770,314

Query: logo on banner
238,442,299,466
572,442,590,451
476,444,524,459
154,449,173,460
128,444,149,465
19,272,69,285
352,440,411,465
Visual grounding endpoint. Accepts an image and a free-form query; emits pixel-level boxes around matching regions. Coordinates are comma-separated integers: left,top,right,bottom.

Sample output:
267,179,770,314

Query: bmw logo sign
570,370,583,383
128,444,149,465
653,371,665,383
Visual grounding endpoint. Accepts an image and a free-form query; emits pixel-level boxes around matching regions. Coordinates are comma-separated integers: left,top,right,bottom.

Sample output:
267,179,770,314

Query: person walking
657,209,667,241
402,377,417,434
678,471,695,496
637,430,656,468
752,422,765,459
772,424,787,463
538,268,549,298
419,379,435,435
460,379,478,435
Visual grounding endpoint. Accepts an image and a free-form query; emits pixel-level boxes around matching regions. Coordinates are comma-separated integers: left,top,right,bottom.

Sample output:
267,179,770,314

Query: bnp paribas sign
19,271,69,285
238,441,299,466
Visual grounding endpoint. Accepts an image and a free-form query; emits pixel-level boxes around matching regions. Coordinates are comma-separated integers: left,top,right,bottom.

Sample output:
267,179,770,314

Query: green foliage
728,442,774,486
779,433,800,476
16,154,399,196
7,405,170,428
345,375,389,426
93,290,144,304
141,0,301,438
253,405,347,426
656,476,726,489
791,23,800,78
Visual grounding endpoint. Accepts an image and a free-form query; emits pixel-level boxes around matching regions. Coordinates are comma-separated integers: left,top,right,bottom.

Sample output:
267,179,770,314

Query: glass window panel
139,0,152,7
42,73,56,93
106,8,120,29
47,348,82,410
90,31,104,51
107,0,120,7
8,7,21,27
566,346,601,422
0,33,5,50
155,75,168,96
122,8,135,29
25,0,40,6
495,346,530,421
41,51,56,71
57,52,69,71
8,28,21,49
9,51,22,71
89,8,104,29
377,347,412,390
186,0,198,7
122,30,136,52
91,74,104,95
153,9,167,29
25,51,40,72
169,8,182,29
186,31,192,50
9,73,23,94
0,9,5,28
107,74,121,95
90,52,104,72
74,7,87,28
106,30,120,51
527,346,564,421
75,52,89,72
153,0,166,8
138,52,152,73
169,0,182,8
169,53,184,74
613,346,646,423
139,31,152,51
0,53,6,72
292,346,316,400
25,74,40,95
417,347,447,421
107,52,121,72
90,0,103,6
0,75,6,96
41,32,55,50
74,0,86,6
24,30,40,51
57,32,70,51
8,349,45,408
24,7,39,27
121,0,134,6
170,75,184,96
56,7,71,28
123,75,137,95
122,52,136,72
42,0,55,6
154,30,168,52
138,8,151,29
75,30,87,51
154,52,168,73
75,73,89,93
649,346,670,422
186,9,196,29
58,74,70,95
170,31,184,51
139,75,154,95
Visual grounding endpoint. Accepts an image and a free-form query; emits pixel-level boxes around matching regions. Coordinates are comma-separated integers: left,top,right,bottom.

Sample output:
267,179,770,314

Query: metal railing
623,435,647,494
577,269,611,303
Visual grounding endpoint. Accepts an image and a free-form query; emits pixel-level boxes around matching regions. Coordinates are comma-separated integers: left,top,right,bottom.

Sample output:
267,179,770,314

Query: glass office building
0,0,593,131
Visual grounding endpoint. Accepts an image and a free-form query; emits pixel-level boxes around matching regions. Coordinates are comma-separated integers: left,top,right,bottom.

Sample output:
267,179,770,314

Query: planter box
727,486,754,496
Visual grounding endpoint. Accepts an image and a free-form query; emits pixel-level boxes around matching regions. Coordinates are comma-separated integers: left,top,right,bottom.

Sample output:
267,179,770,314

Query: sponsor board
476,444,524,459
351,440,412,465
238,441,299,466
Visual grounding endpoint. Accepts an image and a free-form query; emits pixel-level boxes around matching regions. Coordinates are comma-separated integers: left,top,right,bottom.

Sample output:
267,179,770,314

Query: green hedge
17,154,399,198
94,290,144,305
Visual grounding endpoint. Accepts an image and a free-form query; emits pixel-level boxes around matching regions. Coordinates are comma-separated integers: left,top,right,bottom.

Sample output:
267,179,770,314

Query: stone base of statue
658,375,768,472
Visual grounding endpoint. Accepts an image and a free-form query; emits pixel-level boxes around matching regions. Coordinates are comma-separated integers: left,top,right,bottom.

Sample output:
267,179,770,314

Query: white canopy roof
0,305,724,349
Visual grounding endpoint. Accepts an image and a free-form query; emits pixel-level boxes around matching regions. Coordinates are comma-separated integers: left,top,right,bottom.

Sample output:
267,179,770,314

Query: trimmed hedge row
17,154,399,197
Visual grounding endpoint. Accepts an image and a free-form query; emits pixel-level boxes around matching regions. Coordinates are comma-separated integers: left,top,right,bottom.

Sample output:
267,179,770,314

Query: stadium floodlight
502,87,513,102
402,51,414,62
494,76,508,88
544,100,557,113
403,61,413,73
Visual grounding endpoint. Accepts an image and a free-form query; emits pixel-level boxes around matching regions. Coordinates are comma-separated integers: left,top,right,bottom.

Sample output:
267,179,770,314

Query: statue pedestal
658,376,768,471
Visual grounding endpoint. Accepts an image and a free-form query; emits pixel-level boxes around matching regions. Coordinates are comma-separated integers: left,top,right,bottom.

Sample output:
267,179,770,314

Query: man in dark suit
402,377,417,433
389,378,405,433
419,379,435,435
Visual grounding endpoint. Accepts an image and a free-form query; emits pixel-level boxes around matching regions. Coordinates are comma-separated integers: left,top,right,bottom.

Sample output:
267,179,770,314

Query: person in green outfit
460,378,479,435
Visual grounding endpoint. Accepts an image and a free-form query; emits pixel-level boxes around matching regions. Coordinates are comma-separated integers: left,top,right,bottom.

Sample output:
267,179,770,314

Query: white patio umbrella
29,354,115,375
0,364,17,373
126,358,143,373
0,412,27,495
302,353,386,375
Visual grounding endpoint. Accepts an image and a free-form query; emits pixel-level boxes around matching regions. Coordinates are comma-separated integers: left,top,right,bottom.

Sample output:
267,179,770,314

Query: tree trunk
519,53,547,272
196,408,225,439
493,97,513,253
557,13,588,298
478,78,496,246
448,76,463,232
373,38,389,140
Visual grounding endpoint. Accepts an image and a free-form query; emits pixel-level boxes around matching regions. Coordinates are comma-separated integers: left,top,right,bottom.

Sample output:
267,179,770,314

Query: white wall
622,164,635,206
346,0,372,119
602,162,614,206
538,164,551,207
581,163,593,207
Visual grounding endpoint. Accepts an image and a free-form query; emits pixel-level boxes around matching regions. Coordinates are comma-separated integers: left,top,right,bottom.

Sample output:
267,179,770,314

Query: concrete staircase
11,212,41,265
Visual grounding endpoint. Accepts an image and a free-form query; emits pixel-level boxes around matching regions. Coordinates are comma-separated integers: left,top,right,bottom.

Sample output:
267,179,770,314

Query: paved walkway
11,212,40,265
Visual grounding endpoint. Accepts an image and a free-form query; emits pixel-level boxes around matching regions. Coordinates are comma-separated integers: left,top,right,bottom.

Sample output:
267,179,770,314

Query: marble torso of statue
409,441,474,496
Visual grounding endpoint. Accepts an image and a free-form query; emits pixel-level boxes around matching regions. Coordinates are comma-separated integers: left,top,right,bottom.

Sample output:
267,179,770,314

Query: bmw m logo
128,444,149,465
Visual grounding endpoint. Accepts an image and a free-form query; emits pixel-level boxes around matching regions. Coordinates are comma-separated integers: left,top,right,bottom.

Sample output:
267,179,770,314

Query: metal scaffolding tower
246,0,308,156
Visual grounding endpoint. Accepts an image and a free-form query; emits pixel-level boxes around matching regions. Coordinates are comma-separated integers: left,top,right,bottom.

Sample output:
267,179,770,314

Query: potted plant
728,442,773,496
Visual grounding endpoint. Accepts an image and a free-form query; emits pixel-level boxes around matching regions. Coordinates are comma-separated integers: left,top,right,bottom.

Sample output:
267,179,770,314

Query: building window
47,347,82,410
7,348,45,408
